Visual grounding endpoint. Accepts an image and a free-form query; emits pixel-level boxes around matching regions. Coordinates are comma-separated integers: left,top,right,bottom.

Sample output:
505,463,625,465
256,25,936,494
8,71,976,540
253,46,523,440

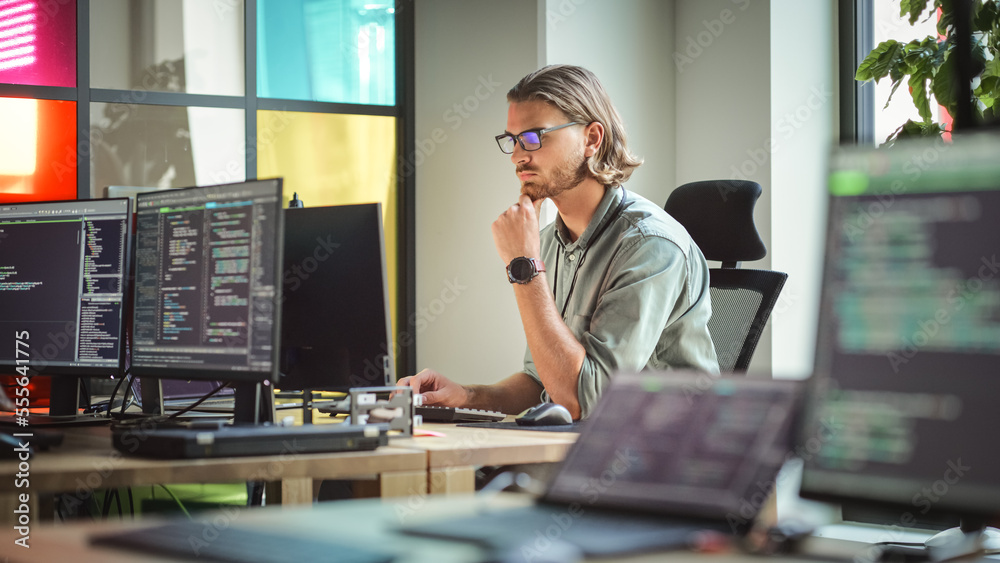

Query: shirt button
568,254,577,262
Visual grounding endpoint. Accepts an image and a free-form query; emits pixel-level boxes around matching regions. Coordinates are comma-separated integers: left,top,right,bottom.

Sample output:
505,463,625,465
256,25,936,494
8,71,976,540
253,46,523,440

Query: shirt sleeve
573,234,706,418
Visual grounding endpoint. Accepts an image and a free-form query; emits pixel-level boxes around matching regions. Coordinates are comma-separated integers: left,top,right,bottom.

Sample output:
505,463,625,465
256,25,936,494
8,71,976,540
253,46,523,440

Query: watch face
509,257,534,282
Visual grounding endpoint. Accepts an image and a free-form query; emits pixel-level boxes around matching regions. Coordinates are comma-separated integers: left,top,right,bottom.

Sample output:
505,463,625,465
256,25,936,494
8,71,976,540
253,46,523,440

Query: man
399,65,718,420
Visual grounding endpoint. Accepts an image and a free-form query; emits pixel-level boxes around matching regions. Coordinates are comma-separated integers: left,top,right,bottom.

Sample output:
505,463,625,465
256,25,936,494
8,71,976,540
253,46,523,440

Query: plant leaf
900,0,931,25
974,0,1000,33
885,120,942,147
976,57,1000,107
932,49,959,112
857,40,905,83
937,0,955,36
908,73,933,120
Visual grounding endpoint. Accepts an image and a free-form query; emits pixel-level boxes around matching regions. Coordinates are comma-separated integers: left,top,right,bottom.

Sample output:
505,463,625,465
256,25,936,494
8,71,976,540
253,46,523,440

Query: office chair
664,180,788,373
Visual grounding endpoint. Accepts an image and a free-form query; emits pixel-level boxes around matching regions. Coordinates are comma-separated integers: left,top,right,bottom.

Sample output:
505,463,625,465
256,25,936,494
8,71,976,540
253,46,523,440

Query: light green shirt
524,187,719,418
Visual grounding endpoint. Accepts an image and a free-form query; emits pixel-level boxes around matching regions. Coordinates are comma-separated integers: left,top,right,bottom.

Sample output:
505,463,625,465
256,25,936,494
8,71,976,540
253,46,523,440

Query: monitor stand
231,381,275,425
7,376,110,427
139,379,274,425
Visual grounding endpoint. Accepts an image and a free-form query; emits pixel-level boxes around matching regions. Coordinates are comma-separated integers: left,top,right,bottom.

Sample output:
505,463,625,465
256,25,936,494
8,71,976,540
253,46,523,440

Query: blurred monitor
279,203,394,391
800,133,1000,552
0,198,131,417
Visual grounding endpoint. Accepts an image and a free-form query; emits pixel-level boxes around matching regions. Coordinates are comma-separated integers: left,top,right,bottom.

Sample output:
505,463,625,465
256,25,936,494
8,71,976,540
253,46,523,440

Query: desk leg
280,477,313,506
378,470,427,499
428,466,475,495
264,477,313,506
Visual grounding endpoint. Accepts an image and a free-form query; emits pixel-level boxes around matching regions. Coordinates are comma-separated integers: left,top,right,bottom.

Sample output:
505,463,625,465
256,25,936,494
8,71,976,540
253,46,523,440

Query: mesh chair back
707,268,788,372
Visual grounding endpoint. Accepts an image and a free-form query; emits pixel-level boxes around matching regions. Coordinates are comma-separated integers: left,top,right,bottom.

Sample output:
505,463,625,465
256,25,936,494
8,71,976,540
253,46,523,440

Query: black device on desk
130,179,284,424
110,421,388,458
0,198,132,420
799,133,1000,561
279,203,394,392
403,371,804,557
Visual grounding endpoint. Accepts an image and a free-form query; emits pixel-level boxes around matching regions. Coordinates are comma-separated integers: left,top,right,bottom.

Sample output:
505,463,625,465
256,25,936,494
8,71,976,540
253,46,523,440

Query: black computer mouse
515,403,573,426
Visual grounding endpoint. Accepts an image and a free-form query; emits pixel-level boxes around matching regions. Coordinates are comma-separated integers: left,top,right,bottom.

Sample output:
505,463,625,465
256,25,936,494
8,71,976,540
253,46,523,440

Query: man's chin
520,183,543,202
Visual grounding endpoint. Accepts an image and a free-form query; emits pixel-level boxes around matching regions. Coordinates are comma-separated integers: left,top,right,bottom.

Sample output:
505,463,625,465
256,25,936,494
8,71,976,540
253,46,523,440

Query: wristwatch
506,256,545,284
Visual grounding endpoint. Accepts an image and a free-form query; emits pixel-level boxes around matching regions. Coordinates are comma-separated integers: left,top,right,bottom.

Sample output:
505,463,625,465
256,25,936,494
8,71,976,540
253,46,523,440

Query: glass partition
257,0,395,105
0,97,76,202
89,102,245,198
90,0,245,96
0,0,76,87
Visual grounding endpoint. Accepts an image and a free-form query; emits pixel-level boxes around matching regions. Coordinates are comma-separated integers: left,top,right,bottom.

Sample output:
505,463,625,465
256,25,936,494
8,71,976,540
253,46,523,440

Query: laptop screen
543,372,802,523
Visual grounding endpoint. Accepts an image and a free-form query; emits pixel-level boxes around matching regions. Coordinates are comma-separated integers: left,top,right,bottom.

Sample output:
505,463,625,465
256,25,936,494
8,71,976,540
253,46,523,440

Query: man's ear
583,121,604,158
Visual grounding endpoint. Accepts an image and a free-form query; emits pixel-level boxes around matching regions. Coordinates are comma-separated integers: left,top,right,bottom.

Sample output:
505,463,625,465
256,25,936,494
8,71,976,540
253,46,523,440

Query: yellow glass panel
256,110,398,348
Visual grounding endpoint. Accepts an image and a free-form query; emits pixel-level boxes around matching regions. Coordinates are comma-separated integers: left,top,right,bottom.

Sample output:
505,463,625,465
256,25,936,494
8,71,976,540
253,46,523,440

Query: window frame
839,0,875,144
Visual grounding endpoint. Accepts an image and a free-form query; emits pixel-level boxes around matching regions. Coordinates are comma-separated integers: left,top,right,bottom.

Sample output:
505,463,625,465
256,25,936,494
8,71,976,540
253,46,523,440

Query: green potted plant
855,0,1000,144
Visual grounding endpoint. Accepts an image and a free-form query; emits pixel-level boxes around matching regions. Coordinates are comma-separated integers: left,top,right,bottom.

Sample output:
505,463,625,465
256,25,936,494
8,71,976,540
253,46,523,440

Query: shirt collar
554,186,624,250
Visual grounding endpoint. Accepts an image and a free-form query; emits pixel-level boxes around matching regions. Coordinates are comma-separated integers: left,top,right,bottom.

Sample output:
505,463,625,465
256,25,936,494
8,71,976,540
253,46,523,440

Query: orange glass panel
0,97,76,203
256,110,398,341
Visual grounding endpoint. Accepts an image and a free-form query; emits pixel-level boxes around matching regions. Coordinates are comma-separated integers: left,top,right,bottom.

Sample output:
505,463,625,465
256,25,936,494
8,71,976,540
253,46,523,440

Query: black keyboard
416,405,506,423
91,522,394,563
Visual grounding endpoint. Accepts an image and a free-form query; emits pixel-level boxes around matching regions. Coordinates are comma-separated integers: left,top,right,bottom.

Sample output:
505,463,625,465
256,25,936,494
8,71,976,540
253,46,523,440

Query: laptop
402,371,803,556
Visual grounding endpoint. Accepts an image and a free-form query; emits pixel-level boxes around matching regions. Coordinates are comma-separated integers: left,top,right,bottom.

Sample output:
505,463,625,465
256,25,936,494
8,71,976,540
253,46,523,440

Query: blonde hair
507,64,643,186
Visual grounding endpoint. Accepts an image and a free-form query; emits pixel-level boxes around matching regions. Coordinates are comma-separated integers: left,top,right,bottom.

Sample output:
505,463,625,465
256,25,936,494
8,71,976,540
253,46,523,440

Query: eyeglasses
495,122,585,154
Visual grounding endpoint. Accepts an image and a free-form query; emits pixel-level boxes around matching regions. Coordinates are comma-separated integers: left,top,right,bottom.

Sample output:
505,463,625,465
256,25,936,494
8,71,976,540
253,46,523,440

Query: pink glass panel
0,0,76,87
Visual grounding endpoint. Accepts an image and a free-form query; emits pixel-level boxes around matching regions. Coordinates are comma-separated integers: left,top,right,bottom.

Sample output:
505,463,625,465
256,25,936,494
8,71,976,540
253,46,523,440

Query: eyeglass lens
500,131,543,153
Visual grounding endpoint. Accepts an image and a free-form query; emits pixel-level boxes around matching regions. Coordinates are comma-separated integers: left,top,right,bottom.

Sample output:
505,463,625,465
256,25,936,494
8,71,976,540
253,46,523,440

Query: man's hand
396,369,468,407
492,194,544,265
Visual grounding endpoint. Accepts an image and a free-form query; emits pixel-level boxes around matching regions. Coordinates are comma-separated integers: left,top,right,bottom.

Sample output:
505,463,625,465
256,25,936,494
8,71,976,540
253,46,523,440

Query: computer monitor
279,203,394,391
0,198,132,417
131,179,283,423
799,133,1000,554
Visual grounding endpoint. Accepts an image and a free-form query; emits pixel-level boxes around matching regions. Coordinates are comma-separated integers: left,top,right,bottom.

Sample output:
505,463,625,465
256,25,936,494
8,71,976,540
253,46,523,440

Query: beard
518,149,590,202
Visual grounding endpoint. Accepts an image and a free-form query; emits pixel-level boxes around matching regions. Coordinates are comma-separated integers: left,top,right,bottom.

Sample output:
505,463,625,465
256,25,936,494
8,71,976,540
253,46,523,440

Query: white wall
674,0,775,373
413,0,541,383
769,1,836,378
544,0,677,206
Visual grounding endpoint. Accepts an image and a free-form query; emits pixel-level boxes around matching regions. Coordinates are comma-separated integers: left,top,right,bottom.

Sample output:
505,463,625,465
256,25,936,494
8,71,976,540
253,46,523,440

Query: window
869,1,946,144
844,0,997,145
0,0,415,375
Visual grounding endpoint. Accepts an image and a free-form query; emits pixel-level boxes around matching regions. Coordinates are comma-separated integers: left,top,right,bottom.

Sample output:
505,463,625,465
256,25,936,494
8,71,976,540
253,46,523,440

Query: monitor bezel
0,196,133,380
129,179,284,386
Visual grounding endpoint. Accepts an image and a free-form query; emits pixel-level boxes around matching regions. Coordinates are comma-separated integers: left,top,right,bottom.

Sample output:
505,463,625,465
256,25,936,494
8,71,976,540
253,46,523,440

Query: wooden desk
391,423,578,495
0,494,864,562
0,425,427,525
